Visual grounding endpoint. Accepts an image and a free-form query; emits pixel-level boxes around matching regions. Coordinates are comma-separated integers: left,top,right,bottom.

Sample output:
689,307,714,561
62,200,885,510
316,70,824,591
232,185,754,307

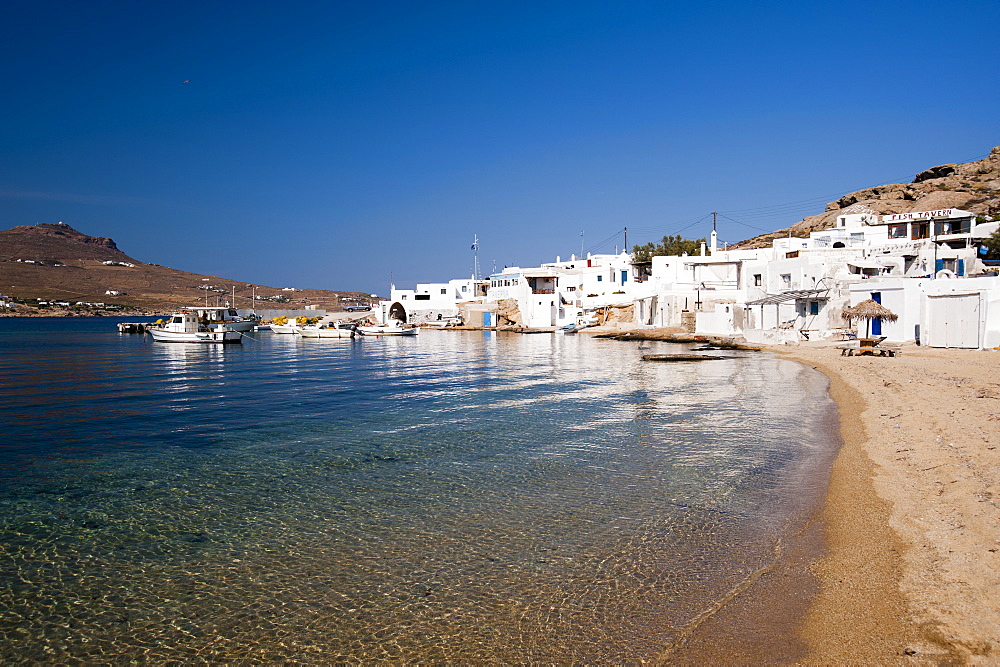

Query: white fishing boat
268,316,304,334
187,307,258,333
357,320,419,336
299,323,356,338
147,312,242,344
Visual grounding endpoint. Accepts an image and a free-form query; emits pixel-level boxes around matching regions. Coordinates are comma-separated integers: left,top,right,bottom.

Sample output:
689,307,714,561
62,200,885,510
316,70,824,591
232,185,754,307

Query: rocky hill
735,146,1000,248
0,223,375,314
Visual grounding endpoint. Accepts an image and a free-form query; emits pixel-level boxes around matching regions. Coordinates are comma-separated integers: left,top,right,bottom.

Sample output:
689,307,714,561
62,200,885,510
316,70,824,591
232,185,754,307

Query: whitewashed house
739,209,998,344
485,253,638,328
379,278,489,324
848,276,1000,349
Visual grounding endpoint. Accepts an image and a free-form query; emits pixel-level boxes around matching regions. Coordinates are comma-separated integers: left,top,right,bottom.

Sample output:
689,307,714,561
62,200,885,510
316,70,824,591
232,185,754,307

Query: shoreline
638,338,999,662
775,343,998,662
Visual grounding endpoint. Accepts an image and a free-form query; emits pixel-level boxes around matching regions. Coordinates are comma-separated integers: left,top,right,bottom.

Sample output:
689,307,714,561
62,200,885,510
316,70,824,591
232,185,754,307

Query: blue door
871,292,882,336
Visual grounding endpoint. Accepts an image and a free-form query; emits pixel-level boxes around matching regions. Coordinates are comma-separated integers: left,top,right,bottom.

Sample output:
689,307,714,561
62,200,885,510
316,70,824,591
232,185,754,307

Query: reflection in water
0,320,837,662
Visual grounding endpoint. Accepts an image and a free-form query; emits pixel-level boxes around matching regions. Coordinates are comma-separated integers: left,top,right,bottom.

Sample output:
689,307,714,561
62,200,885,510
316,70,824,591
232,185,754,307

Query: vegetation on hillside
631,235,707,263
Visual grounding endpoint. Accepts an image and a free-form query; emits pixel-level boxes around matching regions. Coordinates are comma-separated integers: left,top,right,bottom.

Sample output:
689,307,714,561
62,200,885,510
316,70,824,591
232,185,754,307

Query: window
809,301,819,315
780,274,792,288
401,295,407,300
888,224,907,239
441,288,447,294
912,222,929,239
597,275,603,281
753,274,762,287
415,294,430,301
461,285,467,292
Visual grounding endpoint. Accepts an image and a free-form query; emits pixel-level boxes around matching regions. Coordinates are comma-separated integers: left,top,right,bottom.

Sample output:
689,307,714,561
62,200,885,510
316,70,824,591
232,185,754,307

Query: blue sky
2,1,998,294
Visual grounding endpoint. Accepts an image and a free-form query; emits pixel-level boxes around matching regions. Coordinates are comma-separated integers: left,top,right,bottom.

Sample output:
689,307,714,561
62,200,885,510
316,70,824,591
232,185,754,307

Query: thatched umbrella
843,299,898,337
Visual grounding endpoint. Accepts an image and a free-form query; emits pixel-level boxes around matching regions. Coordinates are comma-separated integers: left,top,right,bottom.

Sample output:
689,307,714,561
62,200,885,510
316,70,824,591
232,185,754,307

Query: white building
390,207,998,346
379,278,488,324
848,276,1000,349
730,209,998,345
485,253,636,329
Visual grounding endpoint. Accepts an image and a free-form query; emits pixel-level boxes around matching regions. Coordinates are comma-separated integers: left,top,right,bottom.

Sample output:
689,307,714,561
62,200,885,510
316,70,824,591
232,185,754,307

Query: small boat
268,316,304,334
357,320,419,336
187,307,258,333
147,311,242,344
557,314,596,334
269,323,301,335
299,323,356,338
421,316,463,328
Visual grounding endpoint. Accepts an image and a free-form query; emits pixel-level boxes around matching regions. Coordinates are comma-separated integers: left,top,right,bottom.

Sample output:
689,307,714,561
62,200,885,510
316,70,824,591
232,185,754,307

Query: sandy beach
773,343,1000,663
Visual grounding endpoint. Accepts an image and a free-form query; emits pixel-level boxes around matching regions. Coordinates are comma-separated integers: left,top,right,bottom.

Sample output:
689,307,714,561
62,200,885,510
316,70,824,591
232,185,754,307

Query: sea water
0,318,838,662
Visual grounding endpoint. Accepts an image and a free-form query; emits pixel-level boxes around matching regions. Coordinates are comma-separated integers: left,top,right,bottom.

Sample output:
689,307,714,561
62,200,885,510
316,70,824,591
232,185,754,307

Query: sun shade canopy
744,289,828,306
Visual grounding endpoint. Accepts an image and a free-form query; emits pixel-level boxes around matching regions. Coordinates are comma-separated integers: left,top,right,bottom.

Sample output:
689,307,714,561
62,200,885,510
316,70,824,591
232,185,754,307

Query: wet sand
777,343,999,663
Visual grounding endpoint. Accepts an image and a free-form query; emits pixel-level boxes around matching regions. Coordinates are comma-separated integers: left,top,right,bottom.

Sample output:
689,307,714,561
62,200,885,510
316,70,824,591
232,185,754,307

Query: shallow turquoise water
0,318,837,661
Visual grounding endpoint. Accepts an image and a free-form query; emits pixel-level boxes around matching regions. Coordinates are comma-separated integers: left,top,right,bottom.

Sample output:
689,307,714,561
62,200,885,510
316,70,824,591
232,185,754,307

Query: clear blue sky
2,1,998,294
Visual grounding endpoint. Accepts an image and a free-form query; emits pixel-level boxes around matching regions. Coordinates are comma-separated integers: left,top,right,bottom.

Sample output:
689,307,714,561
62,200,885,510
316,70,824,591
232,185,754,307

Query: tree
984,229,1000,260
631,234,707,263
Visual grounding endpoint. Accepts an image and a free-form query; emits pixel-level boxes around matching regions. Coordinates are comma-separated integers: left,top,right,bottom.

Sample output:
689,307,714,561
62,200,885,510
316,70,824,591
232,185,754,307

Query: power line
573,148,997,254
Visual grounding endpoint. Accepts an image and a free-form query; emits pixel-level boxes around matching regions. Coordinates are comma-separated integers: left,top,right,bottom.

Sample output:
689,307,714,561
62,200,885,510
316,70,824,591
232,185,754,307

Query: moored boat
299,323,356,338
187,307,258,333
357,320,419,336
268,316,302,334
147,312,242,343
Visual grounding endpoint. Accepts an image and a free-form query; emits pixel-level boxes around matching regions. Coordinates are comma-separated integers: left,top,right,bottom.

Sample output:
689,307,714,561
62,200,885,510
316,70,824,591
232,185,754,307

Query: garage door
925,294,980,348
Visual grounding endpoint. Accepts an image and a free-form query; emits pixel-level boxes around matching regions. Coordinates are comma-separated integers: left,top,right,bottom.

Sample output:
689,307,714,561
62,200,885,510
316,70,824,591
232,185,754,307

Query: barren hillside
0,223,375,314
735,146,1000,248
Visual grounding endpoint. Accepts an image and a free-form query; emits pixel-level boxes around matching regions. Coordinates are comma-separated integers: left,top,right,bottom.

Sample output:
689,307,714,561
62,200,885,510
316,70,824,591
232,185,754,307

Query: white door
926,294,980,348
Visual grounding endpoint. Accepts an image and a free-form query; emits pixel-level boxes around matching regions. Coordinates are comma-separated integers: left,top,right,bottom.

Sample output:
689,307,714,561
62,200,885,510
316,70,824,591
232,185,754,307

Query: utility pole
624,227,628,253
472,235,480,280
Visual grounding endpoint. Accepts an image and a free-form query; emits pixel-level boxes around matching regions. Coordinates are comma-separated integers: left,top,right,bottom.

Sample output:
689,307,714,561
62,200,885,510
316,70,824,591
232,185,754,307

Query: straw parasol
842,299,898,337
